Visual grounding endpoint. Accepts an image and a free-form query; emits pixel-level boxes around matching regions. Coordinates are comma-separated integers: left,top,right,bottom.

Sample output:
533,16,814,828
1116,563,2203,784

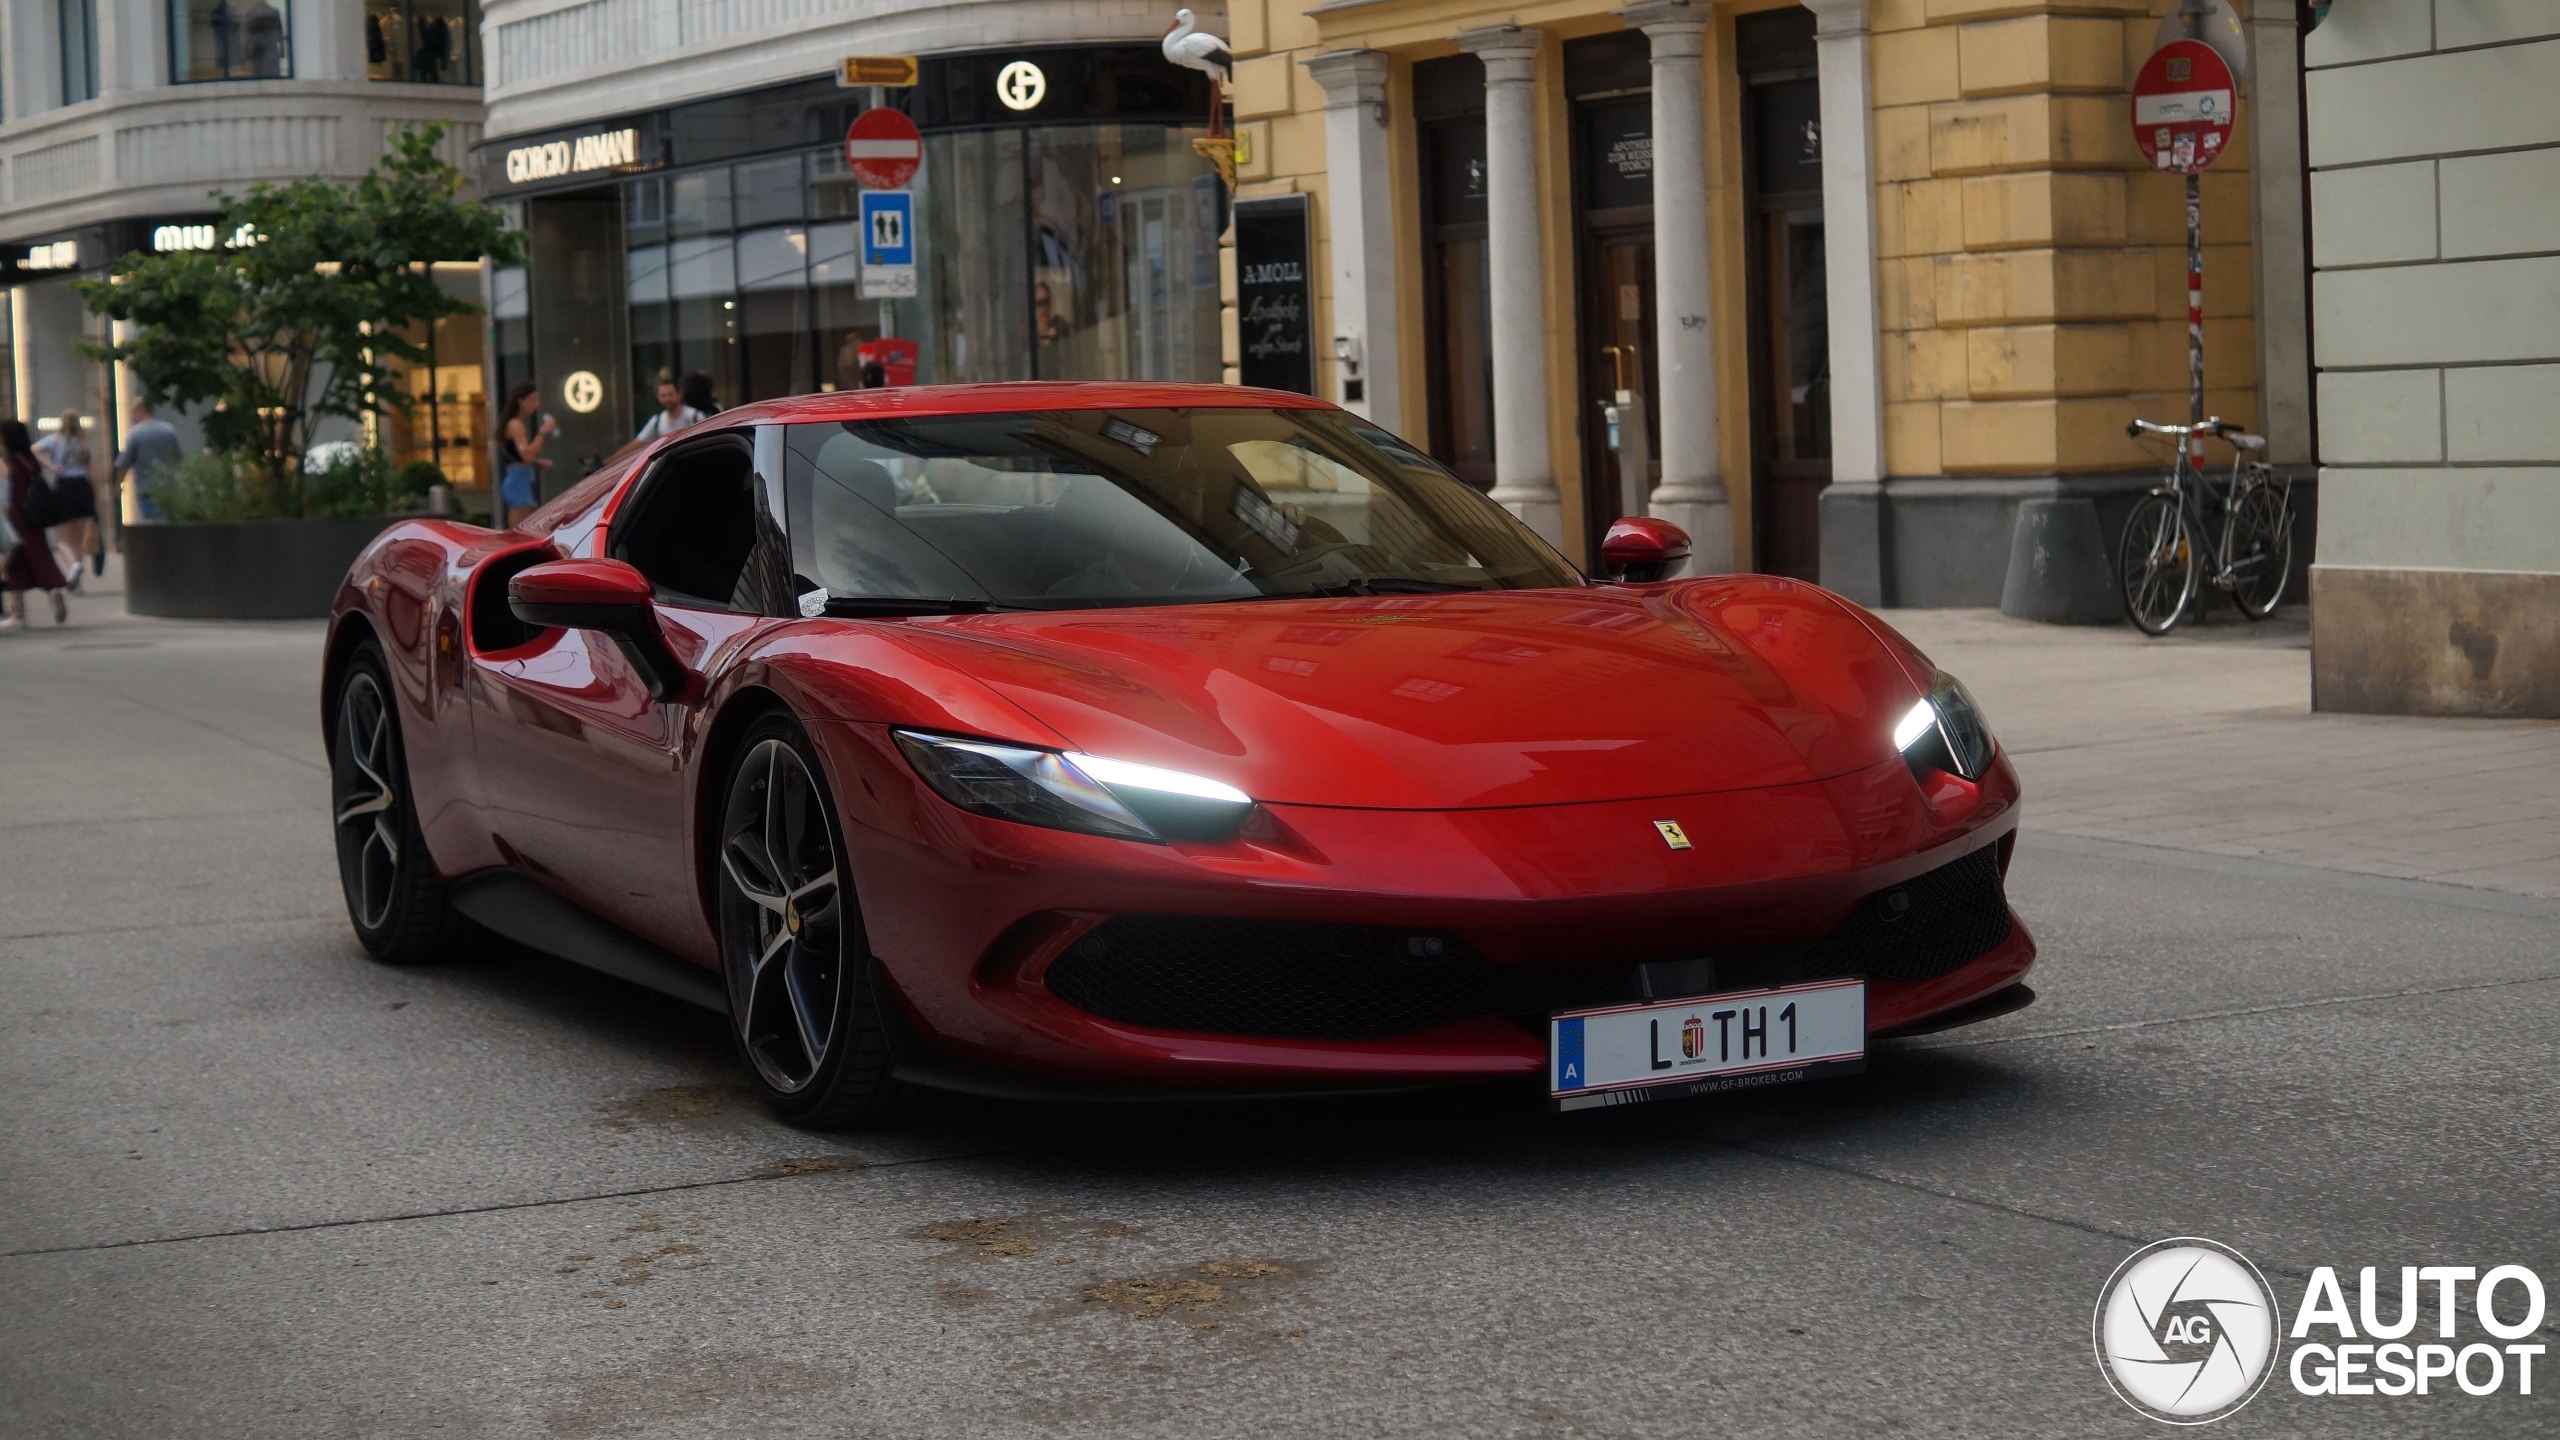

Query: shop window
738,226,810,404
920,129,1031,385
168,0,291,82
809,222,875,394
734,155,807,228
383,267,492,508
365,0,480,86
1025,126,1221,383
61,0,101,104
1416,54,1494,490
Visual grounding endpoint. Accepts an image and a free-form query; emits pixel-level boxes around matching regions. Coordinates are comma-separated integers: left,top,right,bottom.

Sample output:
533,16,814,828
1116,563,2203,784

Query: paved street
3,596,2555,1438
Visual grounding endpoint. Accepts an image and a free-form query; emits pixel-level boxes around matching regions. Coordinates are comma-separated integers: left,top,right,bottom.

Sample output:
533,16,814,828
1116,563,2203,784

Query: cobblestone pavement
1890,607,2560,898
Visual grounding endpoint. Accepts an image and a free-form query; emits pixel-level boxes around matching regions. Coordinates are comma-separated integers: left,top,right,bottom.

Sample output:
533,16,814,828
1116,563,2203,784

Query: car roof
711,381,1336,427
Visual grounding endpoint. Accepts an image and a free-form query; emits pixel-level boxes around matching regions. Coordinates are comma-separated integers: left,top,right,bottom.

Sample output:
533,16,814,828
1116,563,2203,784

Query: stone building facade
1219,0,2313,590
2304,3,2560,716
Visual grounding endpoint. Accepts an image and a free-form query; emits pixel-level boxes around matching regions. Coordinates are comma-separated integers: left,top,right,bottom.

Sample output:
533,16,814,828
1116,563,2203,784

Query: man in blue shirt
115,402,186,522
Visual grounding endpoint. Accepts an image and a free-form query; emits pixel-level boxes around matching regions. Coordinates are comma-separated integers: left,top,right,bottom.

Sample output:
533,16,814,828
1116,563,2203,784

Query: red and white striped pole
2186,171,2204,425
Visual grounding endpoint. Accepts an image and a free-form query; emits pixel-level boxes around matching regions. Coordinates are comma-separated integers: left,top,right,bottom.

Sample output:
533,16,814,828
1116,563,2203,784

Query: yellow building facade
1217,0,2312,606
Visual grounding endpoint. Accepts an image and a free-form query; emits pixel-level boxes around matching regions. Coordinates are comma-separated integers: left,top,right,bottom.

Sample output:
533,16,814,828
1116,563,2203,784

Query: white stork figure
1164,9,1231,139
1162,9,1230,82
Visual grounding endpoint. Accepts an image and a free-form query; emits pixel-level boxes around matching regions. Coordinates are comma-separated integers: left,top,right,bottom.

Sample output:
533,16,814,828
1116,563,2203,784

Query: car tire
331,639,482,964
713,711,914,1129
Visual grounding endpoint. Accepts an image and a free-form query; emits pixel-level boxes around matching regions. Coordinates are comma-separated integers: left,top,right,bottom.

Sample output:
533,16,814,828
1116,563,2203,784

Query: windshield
781,407,1580,610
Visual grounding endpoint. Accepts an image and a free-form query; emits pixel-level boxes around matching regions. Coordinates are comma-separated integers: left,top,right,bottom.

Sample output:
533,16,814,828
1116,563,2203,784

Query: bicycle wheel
2118,492,2195,636
2226,481,2294,620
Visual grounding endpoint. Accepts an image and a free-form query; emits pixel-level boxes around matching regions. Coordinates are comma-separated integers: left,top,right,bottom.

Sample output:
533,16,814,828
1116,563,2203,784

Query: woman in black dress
34,410,100,583
2,419,69,628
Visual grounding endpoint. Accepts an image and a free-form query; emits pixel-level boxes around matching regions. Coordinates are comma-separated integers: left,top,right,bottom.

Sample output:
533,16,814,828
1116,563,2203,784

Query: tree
80,122,525,511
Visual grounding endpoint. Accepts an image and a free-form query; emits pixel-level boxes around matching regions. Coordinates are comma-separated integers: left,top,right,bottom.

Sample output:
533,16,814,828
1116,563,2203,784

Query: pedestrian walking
32,411,101,585
680,372,722,418
633,377,702,443
115,401,185,523
1,419,70,629
495,381,556,528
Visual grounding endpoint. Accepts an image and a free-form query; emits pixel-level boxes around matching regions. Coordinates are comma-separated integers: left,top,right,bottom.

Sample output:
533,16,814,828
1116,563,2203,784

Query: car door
465,427,794,961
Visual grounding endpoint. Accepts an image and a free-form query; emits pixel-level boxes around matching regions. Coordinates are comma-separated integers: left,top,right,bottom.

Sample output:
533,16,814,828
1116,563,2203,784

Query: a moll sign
504,128,641,185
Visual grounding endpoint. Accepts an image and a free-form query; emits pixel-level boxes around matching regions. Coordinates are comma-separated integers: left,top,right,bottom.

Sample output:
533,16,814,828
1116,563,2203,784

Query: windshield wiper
818,596,1034,617
1277,578,1485,598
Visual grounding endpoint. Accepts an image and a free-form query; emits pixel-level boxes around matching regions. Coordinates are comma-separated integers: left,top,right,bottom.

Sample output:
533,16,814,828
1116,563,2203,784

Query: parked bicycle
2117,416,2294,635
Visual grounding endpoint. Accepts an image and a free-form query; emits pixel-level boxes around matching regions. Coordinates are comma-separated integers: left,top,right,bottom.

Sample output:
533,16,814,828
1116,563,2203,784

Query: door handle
1601,344,1644,398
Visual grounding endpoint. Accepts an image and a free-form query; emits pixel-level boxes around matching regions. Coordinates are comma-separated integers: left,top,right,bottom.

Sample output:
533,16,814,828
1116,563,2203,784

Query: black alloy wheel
331,640,478,963
714,713,910,1127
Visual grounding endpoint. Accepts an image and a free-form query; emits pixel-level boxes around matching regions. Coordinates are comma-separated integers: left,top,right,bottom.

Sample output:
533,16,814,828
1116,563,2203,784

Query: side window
610,433,792,614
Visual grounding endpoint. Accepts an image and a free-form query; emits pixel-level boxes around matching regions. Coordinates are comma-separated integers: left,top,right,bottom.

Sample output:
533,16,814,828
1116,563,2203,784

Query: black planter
125,516,406,620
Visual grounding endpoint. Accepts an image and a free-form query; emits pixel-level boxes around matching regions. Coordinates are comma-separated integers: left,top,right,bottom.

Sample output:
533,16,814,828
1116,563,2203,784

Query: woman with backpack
1,419,69,629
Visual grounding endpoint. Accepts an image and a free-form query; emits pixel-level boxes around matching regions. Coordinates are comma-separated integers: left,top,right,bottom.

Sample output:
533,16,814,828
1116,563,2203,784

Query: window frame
60,0,101,104
363,0,483,87
166,0,296,85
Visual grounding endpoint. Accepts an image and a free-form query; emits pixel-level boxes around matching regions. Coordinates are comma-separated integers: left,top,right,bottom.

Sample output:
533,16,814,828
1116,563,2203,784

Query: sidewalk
1890,607,2560,900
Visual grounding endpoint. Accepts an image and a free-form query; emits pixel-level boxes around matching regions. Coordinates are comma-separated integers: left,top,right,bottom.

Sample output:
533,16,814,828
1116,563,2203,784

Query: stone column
6,0,62,115
1803,0,1889,605
1621,0,1729,570
95,0,134,97
2242,0,2312,466
1457,24,1564,547
1304,48,1402,433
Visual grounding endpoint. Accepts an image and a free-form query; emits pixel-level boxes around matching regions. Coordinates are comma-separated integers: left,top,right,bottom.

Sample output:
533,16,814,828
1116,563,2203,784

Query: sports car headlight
892,731,1254,843
1893,670,1995,782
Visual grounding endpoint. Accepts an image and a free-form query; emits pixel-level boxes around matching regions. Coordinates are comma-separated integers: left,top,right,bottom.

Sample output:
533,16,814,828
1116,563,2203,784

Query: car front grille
1042,916,1509,1042
1040,841,2016,1041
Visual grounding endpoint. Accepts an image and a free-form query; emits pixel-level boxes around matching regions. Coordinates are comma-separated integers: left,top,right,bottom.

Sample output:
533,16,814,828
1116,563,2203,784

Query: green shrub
392,458,448,499
152,451,274,523
148,446,434,523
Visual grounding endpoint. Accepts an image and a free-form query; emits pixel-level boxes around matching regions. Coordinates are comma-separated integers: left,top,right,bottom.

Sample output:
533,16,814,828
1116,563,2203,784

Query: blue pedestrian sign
860,190,914,265
858,189,918,298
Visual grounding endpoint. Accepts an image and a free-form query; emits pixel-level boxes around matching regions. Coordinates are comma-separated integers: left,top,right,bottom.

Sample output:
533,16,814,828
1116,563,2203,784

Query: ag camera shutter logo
2094,1238,2281,1424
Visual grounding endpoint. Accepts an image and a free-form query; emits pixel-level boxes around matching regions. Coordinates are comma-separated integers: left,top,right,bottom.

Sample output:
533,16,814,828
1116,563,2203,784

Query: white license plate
1549,977,1866,1111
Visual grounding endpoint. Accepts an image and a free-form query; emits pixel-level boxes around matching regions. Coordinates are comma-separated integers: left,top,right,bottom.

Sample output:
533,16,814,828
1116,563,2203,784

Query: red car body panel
324,383,2035,1094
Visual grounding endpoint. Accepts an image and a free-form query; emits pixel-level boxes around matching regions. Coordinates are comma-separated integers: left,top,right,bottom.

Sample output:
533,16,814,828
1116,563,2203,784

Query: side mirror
508,558,694,701
1600,516,1693,583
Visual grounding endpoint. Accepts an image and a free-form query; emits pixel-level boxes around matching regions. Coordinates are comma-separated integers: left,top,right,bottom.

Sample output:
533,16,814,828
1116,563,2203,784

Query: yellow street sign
838,55,919,87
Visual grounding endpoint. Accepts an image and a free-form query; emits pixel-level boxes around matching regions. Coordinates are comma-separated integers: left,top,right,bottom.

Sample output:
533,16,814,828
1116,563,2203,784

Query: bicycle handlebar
2126,417,2243,439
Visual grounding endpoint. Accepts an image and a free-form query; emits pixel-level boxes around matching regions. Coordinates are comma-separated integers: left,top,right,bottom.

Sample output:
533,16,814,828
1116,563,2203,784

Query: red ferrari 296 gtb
325,383,2033,1125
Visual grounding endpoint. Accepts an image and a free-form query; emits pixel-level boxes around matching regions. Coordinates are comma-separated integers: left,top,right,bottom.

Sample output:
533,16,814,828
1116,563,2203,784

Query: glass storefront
603,124,1223,417
484,46,1224,458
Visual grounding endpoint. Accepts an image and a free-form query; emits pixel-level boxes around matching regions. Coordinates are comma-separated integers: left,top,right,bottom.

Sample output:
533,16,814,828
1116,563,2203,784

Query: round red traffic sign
2131,38,2236,175
845,107,922,190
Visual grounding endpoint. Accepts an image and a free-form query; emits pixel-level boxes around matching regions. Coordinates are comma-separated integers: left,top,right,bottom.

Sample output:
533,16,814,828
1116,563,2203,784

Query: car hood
870,578,1924,811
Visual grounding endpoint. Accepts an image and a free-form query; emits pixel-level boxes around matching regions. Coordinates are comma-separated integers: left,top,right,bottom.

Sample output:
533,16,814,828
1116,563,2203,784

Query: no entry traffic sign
2132,38,2235,174
845,107,922,190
